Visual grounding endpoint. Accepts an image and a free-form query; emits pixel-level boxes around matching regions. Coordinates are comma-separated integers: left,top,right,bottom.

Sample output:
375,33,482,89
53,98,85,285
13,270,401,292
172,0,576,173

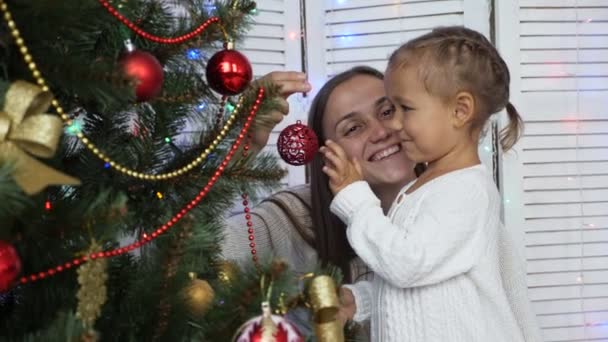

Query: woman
221,67,419,339
222,66,418,283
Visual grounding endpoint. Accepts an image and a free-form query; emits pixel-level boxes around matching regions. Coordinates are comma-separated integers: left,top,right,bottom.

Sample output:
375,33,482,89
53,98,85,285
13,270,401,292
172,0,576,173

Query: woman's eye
345,125,361,136
380,106,394,117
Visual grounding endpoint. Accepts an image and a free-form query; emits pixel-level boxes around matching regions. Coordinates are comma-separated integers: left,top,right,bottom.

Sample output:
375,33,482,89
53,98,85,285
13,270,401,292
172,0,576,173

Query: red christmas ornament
233,302,303,342
0,241,21,292
120,40,164,102
277,121,319,166
206,47,252,96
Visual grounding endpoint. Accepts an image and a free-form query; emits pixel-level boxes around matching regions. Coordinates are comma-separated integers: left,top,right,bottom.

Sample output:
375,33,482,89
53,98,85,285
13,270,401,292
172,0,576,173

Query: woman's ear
451,91,476,128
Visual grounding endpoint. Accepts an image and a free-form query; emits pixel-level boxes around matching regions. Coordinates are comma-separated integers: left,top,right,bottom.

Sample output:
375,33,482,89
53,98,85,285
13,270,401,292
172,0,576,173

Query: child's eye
400,104,414,112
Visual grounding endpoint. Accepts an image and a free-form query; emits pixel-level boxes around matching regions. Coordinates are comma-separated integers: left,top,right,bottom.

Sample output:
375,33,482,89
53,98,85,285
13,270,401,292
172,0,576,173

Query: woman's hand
250,71,311,149
320,140,364,195
337,287,356,326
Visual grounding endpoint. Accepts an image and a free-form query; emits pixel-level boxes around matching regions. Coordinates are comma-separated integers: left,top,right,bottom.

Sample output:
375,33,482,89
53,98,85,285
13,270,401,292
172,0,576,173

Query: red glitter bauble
233,312,303,342
205,49,253,96
277,121,319,166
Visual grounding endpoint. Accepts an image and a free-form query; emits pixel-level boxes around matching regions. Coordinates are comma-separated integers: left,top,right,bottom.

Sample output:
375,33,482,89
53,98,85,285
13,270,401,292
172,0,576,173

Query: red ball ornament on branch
205,44,252,96
0,241,21,293
120,40,164,102
277,121,319,166
233,302,303,342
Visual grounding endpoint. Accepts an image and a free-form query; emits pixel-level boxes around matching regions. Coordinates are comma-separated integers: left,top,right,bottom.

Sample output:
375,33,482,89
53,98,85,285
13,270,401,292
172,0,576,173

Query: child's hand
320,140,363,195
337,287,356,326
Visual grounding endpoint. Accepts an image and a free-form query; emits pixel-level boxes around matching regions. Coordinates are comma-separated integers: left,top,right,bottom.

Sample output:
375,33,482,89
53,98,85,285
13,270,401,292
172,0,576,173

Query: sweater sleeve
221,203,274,264
499,225,543,341
221,187,319,275
330,179,491,288
342,280,373,323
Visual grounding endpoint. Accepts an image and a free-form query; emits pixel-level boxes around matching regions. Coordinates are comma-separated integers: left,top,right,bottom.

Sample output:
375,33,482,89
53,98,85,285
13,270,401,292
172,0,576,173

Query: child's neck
406,145,481,195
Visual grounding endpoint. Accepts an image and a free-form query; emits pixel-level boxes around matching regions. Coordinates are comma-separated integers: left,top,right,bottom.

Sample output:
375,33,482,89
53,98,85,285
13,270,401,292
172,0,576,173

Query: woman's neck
374,183,408,214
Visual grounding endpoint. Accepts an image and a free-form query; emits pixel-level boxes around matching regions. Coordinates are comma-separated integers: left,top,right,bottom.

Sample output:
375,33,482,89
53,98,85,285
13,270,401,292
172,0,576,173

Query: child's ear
451,91,476,128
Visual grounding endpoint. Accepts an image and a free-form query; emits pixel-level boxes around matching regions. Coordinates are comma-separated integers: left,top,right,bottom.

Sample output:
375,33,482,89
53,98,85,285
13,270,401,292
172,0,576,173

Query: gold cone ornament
0,80,80,194
308,275,344,342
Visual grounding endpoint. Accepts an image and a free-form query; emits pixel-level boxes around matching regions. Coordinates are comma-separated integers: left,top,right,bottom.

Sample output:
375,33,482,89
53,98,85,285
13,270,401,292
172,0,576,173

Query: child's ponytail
500,102,524,152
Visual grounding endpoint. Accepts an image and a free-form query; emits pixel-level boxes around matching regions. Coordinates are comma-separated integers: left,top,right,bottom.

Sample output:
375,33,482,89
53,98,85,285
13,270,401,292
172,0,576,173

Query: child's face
384,66,458,164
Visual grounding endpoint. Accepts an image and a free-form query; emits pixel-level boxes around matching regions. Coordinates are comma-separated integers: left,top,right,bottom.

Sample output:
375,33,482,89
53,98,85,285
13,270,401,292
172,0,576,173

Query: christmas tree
0,1,345,341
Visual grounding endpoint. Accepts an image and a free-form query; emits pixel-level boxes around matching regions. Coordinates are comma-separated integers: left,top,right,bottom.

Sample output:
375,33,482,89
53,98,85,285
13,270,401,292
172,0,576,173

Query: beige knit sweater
221,184,371,281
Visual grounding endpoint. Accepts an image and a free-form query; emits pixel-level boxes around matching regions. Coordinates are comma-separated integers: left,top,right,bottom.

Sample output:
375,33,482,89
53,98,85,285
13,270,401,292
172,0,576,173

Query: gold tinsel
217,260,239,284
75,242,108,331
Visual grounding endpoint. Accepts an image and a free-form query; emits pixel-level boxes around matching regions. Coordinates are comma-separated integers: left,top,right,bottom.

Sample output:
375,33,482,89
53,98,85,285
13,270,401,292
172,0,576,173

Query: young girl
320,27,542,341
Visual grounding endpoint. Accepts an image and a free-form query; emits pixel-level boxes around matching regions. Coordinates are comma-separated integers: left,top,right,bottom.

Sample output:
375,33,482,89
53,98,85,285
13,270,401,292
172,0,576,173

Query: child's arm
340,280,373,323
330,180,491,288
321,140,491,288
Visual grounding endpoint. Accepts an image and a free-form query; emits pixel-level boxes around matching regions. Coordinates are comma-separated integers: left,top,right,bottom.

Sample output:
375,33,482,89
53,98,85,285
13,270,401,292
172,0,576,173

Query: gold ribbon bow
308,275,344,342
0,80,80,194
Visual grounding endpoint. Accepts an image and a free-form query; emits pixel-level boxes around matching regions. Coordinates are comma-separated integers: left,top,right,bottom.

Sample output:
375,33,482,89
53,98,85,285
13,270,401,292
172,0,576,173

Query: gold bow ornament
0,80,80,194
308,275,344,342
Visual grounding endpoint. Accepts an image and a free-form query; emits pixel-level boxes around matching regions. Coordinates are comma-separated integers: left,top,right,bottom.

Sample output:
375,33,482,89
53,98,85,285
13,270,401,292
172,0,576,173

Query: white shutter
497,1,608,341
323,0,466,78
240,0,306,186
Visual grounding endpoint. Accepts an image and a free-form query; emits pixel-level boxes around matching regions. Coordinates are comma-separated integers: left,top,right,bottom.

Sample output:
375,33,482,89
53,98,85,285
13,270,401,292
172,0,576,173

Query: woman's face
322,74,416,191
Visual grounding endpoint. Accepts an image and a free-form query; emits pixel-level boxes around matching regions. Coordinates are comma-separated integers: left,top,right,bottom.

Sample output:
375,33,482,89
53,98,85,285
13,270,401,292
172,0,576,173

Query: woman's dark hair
306,66,384,282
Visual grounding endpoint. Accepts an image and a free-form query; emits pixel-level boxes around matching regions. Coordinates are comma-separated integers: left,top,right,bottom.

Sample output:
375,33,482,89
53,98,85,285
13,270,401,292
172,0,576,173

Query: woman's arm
221,186,318,275
232,71,311,160
251,72,310,150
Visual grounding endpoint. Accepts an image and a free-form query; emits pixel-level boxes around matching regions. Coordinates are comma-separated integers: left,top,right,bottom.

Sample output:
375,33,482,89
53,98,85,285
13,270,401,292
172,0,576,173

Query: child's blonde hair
388,26,522,151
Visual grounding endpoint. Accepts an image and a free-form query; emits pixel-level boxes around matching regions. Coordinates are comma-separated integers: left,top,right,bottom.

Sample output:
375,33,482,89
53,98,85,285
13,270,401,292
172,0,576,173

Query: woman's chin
370,165,416,187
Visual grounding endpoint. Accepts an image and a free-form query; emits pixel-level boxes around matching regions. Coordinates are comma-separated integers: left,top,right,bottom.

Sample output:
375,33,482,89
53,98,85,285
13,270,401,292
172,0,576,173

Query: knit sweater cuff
342,281,372,323
330,181,379,225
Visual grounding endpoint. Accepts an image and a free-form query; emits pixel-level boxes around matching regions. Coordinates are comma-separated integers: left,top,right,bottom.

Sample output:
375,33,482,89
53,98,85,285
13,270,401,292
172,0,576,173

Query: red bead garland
241,135,259,267
98,0,221,44
10,88,266,290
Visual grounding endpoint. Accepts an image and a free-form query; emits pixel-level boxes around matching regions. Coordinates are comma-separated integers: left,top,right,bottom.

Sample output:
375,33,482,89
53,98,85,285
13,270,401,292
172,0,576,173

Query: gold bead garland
0,0,247,181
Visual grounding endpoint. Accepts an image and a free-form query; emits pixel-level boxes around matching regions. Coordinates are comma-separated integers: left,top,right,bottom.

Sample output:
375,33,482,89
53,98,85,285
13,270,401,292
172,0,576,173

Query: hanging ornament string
0,0,250,181
4,88,265,291
97,0,229,44
240,134,260,269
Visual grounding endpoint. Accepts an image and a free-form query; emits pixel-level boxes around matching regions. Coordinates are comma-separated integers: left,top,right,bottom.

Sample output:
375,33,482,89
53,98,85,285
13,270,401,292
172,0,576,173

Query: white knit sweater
331,165,543,342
